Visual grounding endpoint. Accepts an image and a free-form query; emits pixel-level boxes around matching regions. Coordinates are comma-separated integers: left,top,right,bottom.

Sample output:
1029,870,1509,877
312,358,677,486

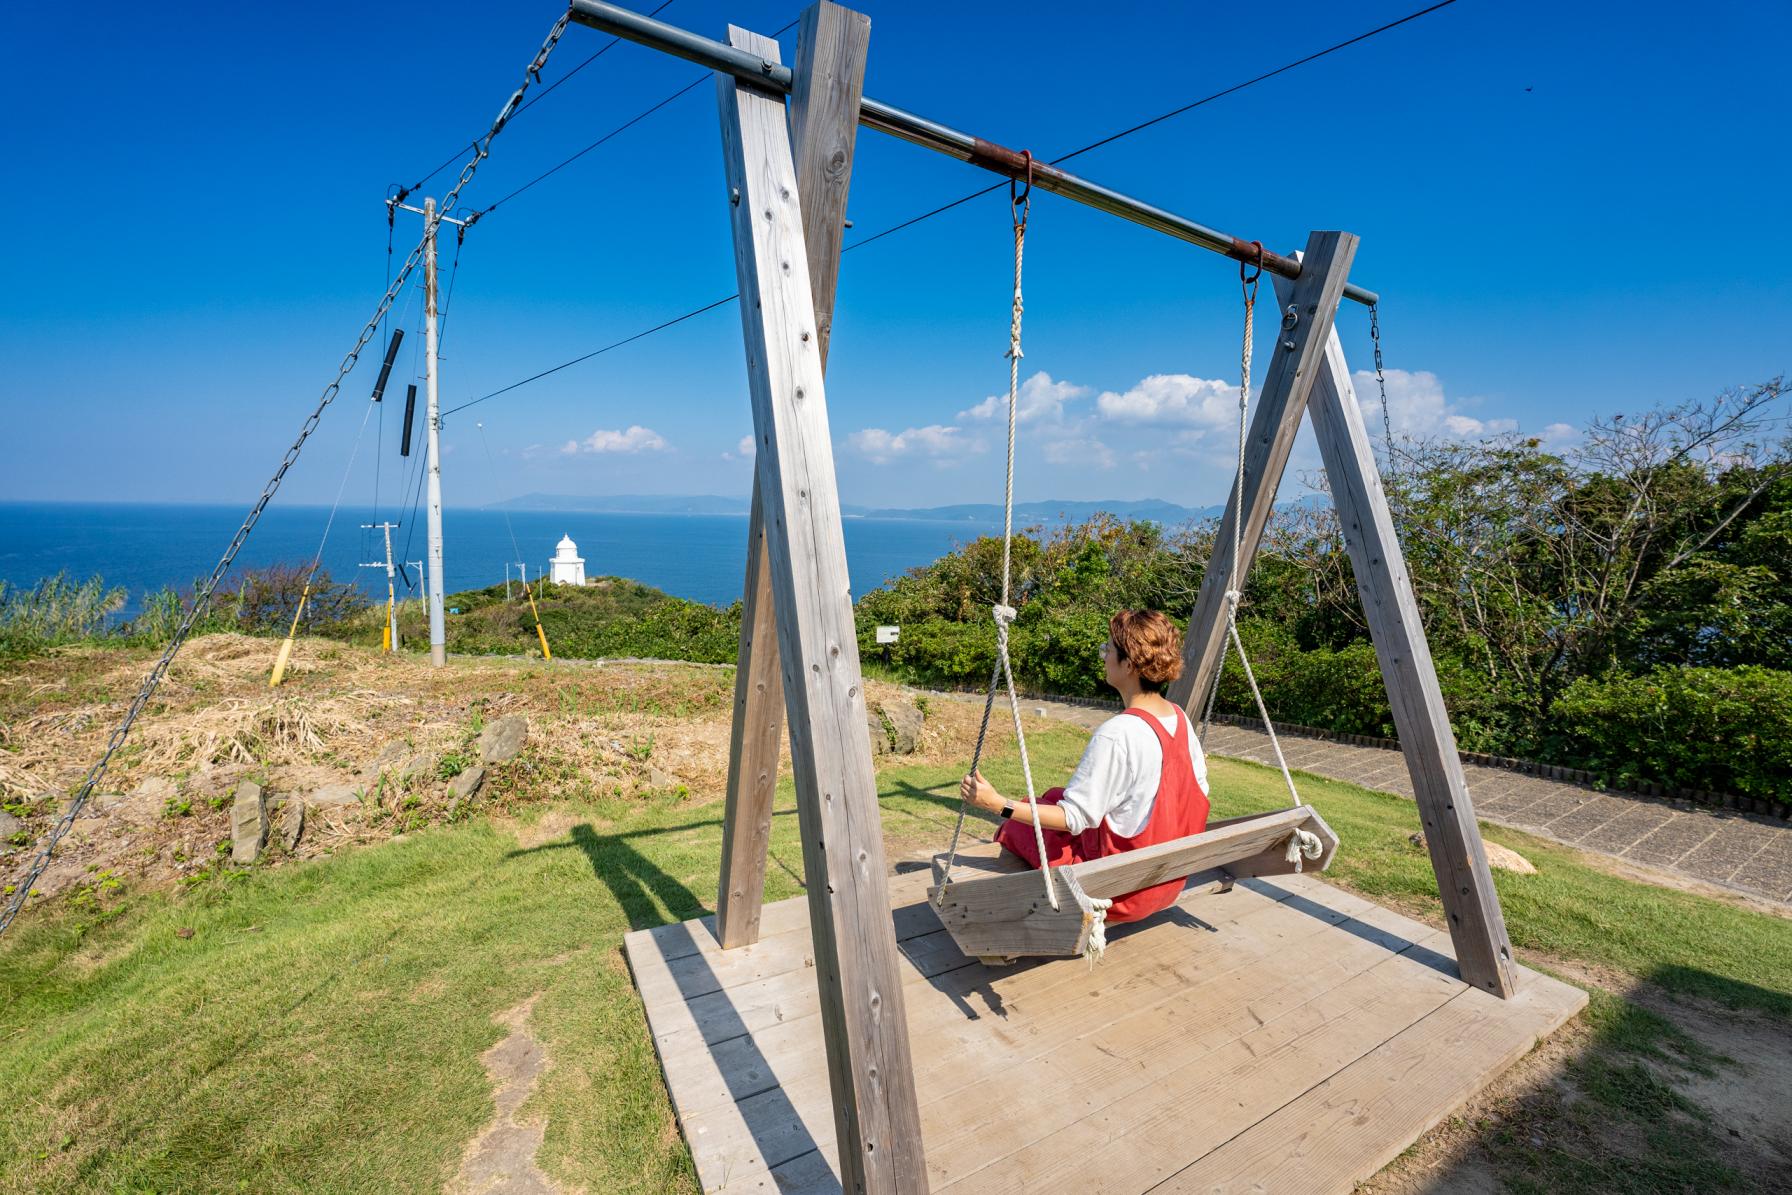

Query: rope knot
991,603,1017,627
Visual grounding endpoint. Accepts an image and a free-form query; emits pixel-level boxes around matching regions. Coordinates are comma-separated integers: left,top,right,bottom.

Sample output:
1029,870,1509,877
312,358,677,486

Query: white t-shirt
1058,707,1209,837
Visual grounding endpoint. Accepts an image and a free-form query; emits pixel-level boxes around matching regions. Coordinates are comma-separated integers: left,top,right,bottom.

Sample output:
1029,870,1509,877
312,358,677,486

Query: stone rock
230,781,267,864
306,783,360,810
400,753,438,784
280,796,305,851
1409,832,1536,876
866,708,890,756
448,766,486,803
1484,842,1537,875
0,809,23,838
362,739,410,781
879,699,925,755
477,716,529,764
78,794,127,818
646,766,676,790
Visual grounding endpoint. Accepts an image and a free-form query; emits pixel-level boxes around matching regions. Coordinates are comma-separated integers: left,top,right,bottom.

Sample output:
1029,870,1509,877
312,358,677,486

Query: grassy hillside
2,713,1786,1192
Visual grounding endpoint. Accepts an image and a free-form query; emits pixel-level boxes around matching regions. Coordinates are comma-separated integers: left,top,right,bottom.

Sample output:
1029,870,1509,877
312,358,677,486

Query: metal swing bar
567,0,1379,308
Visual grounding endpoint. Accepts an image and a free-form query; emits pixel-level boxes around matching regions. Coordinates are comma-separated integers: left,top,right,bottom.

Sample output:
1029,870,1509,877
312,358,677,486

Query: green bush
1549,666,1792,800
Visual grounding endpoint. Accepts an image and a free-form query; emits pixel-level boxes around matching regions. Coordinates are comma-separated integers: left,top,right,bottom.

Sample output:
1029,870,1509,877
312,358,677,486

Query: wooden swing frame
568,3,1532,1190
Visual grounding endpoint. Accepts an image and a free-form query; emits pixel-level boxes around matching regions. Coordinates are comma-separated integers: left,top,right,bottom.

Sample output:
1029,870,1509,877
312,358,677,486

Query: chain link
0,15,571,937
1370,303,1394,456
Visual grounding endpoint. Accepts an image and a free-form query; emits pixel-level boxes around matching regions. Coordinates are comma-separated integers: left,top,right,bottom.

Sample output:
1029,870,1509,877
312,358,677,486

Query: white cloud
1042,436,1115,469
1096,374,1236,426
1540,422,1579,449
959,371,1090,425
847,424,983,465
561,425,670,455
722,434,757,461
1352,369,1515,440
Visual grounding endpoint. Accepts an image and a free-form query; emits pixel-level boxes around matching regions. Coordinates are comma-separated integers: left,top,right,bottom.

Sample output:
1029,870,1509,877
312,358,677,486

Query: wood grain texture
716,15,926,1190
1167,231,1359,716
718,482,784,948
1159,976,1586,1192
630,870,1583,1195
1295,288,1520,997
716,2,870,952
925,806,1334,959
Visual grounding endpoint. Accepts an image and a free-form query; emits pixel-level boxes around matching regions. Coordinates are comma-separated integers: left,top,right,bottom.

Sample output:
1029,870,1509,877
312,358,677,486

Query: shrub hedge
1549,666,1792,800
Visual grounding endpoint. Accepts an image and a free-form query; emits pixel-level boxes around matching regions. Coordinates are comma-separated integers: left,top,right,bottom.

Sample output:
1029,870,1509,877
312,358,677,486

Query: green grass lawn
1,728,1787,1192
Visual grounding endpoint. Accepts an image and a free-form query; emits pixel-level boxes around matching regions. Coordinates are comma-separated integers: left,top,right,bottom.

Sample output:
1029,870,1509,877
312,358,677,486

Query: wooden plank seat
926,805,1341,960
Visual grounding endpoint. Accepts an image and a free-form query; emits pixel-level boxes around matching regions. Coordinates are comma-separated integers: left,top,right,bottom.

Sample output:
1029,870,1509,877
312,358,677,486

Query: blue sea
0,502,997,619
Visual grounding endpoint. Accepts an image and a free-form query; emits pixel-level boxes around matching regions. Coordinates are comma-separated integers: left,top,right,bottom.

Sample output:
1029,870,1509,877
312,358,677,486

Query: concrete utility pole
386,195,468,671
361,521,401,651
423,196,447,667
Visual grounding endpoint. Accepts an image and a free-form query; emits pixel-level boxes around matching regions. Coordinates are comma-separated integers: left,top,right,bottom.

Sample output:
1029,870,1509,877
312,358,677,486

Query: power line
443,294,738,416
400,0,682,198
468,17,803,221
439,0,1463,417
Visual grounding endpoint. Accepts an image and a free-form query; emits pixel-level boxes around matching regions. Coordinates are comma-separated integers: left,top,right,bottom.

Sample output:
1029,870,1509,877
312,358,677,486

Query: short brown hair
1109,609,1185,691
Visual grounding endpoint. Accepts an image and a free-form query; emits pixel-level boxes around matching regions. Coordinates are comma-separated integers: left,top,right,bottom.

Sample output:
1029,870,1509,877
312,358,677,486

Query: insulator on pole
400,384,418,456
371,328,405,402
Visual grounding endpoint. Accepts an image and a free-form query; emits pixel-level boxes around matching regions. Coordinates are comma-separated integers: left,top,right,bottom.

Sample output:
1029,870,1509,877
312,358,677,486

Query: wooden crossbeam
716,0,870,952
715,12,929,1191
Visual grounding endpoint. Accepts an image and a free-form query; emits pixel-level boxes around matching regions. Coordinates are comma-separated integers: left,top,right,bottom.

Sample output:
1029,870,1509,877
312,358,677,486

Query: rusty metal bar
566,0,1379,307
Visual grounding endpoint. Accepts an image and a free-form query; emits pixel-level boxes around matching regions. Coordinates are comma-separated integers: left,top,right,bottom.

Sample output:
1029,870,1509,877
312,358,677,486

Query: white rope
1085,896,1113,965
1285,828,1324,872
1213,254,1304,810
940,168,1056,912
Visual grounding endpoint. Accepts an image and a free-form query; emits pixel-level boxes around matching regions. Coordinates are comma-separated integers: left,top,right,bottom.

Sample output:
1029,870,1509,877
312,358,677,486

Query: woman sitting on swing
959,608,1211,925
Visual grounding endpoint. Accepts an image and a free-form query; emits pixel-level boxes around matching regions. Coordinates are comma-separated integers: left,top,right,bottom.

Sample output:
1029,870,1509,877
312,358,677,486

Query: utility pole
423,196,447,668
361,521,401,652
387,194,469,669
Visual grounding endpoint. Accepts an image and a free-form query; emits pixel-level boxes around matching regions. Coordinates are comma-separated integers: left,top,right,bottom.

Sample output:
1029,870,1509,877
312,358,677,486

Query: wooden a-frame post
716,8,930,1191
717,1,869,953
1169,231,1520,998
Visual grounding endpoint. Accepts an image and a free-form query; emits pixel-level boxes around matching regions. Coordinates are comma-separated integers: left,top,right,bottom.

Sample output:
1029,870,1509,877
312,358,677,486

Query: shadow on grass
507,823,709,932
1405,964,1785,1193
506,823,829,1184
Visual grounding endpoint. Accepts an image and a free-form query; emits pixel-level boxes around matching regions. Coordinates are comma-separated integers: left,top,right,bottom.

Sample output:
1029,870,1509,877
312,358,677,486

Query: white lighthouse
549,534,586,586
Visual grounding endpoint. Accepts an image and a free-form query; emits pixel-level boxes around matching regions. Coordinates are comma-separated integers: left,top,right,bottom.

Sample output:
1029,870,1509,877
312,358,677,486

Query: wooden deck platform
624,847,1585,1194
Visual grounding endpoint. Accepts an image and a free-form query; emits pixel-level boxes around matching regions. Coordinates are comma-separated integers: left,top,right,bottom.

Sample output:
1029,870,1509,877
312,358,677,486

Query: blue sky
2,0,1787,514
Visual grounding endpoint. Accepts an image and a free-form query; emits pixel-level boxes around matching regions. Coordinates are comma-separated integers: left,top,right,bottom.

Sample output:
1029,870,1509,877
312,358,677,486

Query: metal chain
0,15,571,938
1370,303,1394,457
940,156,1056,911
1215,246,1303,809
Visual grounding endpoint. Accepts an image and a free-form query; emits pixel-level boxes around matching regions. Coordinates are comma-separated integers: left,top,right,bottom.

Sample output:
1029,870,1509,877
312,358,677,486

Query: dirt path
448,995,560,1195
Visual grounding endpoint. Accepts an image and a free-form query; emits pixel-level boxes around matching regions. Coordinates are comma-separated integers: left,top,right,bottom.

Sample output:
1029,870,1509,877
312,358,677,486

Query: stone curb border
919,682,1790,823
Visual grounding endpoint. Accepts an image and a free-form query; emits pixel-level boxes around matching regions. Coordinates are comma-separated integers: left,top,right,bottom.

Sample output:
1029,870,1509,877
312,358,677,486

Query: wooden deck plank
1156,970,1585,1193
633,867,1584,1195
669,878,1348,1120
679,888,1435,1182
929,911,1459,1194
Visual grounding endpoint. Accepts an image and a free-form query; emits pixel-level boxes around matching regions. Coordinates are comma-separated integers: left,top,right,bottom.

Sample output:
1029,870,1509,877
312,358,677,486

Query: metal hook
1239,240,1264,304
1010,150,1033,228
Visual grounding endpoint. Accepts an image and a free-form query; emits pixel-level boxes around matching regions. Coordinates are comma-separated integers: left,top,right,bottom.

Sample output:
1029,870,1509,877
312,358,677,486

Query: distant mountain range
493,493,1235,524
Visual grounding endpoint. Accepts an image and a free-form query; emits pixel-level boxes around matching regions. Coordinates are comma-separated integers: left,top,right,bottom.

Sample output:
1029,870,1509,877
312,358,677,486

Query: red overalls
995,706,1210,923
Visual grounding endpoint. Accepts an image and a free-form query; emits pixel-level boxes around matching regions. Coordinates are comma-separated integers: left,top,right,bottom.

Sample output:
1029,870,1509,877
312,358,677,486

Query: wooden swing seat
927,805,1340,961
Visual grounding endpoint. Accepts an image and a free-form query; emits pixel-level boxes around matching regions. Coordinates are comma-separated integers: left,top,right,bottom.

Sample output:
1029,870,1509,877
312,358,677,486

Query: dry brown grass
0,635,1037,905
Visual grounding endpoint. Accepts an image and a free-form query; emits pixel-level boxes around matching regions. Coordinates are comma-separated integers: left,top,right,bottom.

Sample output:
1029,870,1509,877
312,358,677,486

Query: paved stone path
1002,697,1792,909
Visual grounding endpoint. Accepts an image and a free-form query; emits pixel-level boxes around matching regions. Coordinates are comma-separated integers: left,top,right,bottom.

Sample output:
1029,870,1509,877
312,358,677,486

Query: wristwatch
999,801,1015,820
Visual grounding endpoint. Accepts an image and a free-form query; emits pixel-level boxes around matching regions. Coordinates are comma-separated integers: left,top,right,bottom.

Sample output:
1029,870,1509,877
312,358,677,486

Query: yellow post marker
269,584,312,688
525,588,552,661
